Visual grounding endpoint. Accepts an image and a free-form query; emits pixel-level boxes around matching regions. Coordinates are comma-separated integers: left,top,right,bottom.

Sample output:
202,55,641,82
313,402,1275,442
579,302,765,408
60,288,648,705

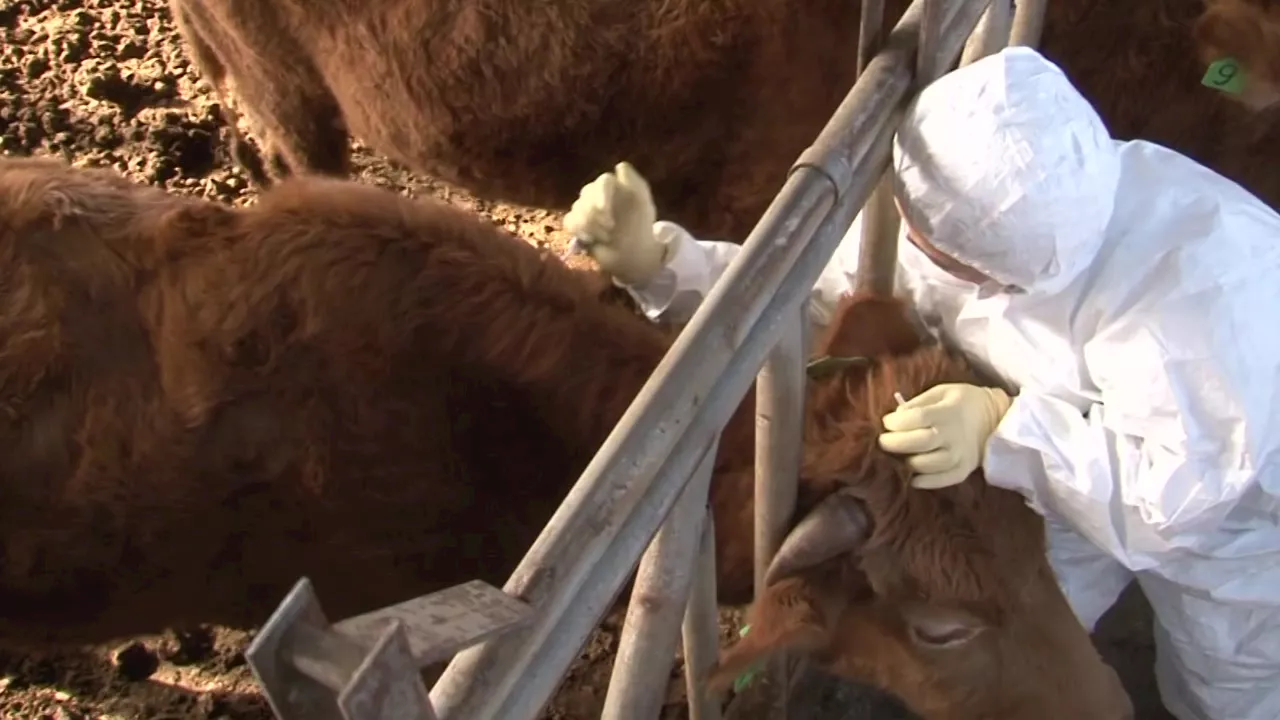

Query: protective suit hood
891,47,1122,295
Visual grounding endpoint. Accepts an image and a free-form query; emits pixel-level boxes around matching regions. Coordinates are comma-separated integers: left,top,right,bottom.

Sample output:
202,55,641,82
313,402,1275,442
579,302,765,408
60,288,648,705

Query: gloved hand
877,383,1013,490
563,161,672,287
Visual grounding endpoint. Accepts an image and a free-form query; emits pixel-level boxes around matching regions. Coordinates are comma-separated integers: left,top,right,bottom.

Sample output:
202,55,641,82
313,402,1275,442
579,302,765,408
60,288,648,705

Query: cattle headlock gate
242,0,1047,717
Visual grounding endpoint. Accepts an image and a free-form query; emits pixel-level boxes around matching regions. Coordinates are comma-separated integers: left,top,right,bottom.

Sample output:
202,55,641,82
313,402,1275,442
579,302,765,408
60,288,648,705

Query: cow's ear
1193,0,1271,68
704,576,834,696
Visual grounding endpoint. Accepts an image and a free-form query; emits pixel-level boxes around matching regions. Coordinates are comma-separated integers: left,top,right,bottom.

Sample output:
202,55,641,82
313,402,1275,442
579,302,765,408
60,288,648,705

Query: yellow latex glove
563,162,672,287
877,383,1013,490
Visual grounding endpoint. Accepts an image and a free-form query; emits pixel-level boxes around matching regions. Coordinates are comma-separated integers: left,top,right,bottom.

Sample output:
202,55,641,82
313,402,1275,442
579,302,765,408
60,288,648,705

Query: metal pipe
961,0,1013,65
853,172,902,297
1009,0,1047,47
855,0,991,297
792,0,930,205
682,513,722,720
430,2,989,716
749,309,806,720
918,0,943,84
921,0,986,84
601,439,719,719
858,0,886,76
473,440,722,720
752,314,805,599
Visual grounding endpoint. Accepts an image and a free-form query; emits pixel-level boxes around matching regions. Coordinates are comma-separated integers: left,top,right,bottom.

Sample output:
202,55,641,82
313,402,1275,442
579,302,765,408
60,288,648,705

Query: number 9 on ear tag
1202,57,1246,95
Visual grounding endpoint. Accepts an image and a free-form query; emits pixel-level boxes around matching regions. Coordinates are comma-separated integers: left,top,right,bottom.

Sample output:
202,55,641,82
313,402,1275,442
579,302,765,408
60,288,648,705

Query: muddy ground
0,0,1174,718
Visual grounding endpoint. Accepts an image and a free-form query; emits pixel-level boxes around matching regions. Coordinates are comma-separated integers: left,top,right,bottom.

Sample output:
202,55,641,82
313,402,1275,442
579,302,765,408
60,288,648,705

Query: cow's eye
908,622,980,648
902,602,985,649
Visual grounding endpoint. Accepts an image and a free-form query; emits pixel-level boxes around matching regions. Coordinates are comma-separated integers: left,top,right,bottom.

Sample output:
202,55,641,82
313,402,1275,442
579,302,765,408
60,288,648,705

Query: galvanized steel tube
748,311,807,720
682,514,722,720
752,314,805,598
464,438,728,717
918,0,944,84
961,0,1013,65
1009,0,1046,47
858,0,886,76
600,445,718,719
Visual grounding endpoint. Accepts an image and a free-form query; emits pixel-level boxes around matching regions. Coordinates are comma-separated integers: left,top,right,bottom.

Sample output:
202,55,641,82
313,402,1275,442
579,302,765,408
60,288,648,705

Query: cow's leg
170,0,273,188
170,0,350,183
216,42,348,184
244,88,350,182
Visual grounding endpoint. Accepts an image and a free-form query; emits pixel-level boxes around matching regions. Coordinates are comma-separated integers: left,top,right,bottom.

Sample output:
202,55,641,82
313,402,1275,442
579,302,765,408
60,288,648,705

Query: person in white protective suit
563,45,1280,720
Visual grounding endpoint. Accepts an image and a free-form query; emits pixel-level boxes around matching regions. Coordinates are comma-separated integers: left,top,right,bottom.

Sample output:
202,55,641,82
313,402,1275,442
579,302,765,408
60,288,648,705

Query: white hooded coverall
619,47,1280,720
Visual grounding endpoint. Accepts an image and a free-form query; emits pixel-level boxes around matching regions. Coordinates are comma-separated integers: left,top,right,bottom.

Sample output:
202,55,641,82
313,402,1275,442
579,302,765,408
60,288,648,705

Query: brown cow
0,158,1128,717
0,154,748,647
707,293,1135,720
166,0,878,241
167,0,1279,246
1192,0,1280,111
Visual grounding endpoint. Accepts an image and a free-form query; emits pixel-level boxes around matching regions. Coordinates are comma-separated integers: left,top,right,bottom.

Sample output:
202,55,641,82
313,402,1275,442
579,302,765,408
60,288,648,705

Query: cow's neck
540,305,675,453
488,291,758,468
436,241,761,471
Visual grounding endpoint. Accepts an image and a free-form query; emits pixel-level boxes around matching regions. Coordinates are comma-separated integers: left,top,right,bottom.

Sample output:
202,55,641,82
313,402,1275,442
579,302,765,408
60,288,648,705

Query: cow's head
707,293,1133,720
1193,0,1280,111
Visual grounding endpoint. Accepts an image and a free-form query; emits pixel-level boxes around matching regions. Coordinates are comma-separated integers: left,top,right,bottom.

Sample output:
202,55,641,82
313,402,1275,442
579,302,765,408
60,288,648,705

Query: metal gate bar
683,515,723,720
601,439,722,718
1010,0,1047,47
747,311,809,718
961,0,1013,66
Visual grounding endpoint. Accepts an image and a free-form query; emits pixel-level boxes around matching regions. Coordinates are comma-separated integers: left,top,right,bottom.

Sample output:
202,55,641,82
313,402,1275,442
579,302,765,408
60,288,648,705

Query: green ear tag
1202,57,1246,95
805,355,870,380
732,624,763,693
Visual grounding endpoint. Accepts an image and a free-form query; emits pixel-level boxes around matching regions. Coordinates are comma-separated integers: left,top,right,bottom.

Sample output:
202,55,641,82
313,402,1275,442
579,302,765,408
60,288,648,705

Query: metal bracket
246,578,532,720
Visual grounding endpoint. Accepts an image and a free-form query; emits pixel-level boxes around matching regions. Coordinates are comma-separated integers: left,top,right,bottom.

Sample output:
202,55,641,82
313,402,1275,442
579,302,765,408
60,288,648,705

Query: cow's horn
764,489,870,587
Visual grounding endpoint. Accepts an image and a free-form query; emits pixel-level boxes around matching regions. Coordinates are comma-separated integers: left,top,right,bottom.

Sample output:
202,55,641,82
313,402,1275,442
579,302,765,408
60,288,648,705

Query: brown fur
706,294,1134,720
167,0,1278,247
0,155,743,646
1192,0,1280,110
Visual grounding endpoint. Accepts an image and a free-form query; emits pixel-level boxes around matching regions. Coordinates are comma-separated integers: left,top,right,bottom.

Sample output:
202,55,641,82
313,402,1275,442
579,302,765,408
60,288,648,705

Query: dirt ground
0,1,1174,719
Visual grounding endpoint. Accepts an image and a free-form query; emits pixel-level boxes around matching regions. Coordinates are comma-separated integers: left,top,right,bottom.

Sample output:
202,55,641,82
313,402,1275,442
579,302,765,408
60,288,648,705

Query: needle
561,235,586,262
